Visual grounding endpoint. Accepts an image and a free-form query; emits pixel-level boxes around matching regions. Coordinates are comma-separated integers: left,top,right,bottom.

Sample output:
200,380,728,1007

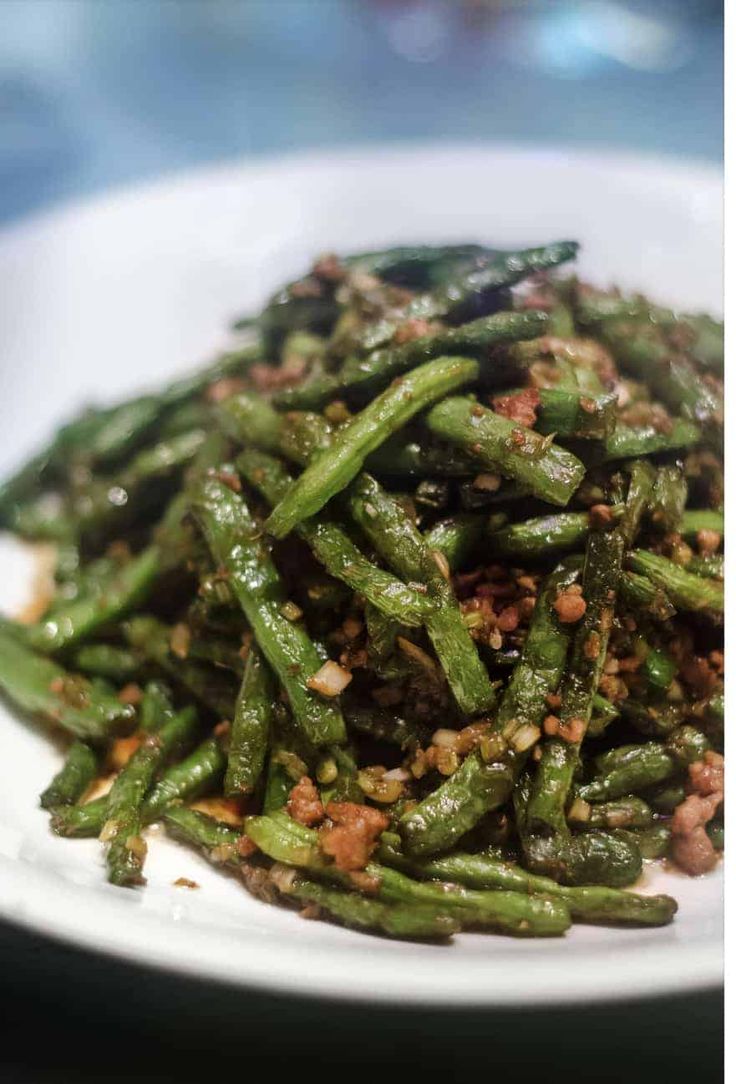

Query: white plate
0,145,723,1005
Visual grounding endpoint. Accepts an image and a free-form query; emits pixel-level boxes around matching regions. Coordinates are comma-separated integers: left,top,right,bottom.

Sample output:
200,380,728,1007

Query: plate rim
0,139,722,246
0,854,723,1006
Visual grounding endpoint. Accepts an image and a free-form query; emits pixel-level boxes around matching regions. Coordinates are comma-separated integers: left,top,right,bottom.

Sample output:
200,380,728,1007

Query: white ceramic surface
0,145,723,1004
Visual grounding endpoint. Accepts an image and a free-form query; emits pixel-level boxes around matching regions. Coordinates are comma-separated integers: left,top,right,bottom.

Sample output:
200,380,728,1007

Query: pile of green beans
0,242,723,941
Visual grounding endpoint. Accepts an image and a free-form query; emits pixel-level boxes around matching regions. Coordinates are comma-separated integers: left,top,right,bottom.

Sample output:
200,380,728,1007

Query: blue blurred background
0,0,723,227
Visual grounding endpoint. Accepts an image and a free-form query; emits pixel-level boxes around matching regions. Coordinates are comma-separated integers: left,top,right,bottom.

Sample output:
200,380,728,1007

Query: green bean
641,647,678,697
26,546,162,654
345,243,498,288
125,616,238,719
575,796,654,831
143,735,228,819
278,411,334,467
546,297,576,337
597,320,723,424
191,476,345,745
138,681,176,732
263,749,295,814
274,868,460,940
579,745,677,802
621,825,673,860
622,700,684,740
0,402,157,522
233,395,475,484
363,605,412,682
426,396,585,506
183,632,246,676
217,393,282,453
266,356,479,538
487,507,622,560
70,398,169,464
618,571,676,621
224,647,272,797
680,508,724,541
318,743,362,804
0,344,257,521
527,529,623,837
104,706,199,886
164,807,459,940
217,395,333,469
421,242,579,323
520,826,642,888
586,694,620,739
666,723,711,766
648,466,687,533
378,833,674,926
51,727,226,839
341,243,578,357
266,376,336,415
646,781,687,814
78,429,208,541
687,554,723,579
619,460,656,547
245,813,571,937
349,473,495,715
0,452,55,526
366,436,478,478
278,311,548,408
596,419,701,462
422,514,486,572
48,550,145,617
706,822,724,851
495,335,606,388
277,331,326,373
238,448,433,626
576,295,723,372
576,292,650,324
164,806,246,862
400,755,514,859
40,741,99,810
530,386,618,440
627,550,723,617
343,701,431,750
50,796,110,838
7,491,77,542
158,399,213,439
245,812,341,868
399,560,580,856
256,284,340,349
0,626,135,742
69,644,143,682
678,313,724,372
693,690,724,746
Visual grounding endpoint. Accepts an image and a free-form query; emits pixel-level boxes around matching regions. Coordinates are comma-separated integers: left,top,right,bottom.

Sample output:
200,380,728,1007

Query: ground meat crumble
393,318,435,344
319,802,389,871
492,387,540,428
671,751,724,876
286,776,325,827
454,564,540,650
249,359,307,393
553,584,587,623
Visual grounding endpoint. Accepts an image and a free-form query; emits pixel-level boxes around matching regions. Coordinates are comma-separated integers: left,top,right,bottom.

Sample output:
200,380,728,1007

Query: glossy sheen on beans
2,241,721,933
